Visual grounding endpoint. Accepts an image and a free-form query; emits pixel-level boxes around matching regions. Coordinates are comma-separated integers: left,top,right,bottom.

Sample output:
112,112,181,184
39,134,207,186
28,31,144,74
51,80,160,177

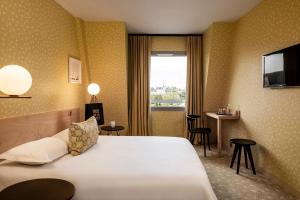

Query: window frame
150,51,187,112
151,106,186,111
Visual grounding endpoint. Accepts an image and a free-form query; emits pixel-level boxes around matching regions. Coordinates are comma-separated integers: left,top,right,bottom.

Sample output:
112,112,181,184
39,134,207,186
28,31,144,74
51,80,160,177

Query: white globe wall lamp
0,65,32,98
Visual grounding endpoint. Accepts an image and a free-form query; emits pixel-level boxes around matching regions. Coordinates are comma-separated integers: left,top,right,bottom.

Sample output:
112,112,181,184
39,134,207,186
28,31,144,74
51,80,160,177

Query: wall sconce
0,65,32,98
87,83,100,103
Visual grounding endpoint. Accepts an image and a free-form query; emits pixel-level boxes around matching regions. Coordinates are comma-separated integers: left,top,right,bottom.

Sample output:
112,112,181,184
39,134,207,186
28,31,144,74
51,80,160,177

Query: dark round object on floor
0,178,75,200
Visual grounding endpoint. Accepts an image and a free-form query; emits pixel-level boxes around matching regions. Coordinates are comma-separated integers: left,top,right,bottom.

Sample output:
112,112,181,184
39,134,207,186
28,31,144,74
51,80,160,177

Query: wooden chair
186,114,211,157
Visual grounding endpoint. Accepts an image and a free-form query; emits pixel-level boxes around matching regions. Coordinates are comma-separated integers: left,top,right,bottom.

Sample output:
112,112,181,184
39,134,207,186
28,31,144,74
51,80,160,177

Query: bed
0,109,217,200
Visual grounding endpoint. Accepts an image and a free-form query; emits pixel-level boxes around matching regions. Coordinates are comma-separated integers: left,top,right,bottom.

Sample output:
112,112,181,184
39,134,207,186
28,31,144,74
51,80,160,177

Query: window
150,52,187,110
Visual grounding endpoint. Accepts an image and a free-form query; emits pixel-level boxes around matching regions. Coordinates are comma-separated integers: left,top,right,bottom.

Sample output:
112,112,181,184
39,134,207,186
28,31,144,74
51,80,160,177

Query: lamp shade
87,83,100,95
0,65,32,96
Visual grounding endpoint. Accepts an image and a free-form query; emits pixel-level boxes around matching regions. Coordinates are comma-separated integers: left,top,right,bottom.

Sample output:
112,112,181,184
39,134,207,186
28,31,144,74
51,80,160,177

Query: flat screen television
263,43,300,88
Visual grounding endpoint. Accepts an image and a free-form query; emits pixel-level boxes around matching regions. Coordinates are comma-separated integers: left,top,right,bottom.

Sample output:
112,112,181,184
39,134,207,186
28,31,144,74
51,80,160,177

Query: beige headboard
0,108,80,154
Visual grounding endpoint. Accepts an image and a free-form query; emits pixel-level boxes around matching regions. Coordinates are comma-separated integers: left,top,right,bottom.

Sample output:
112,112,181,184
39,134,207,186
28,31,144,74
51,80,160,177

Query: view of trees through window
150,55,187,107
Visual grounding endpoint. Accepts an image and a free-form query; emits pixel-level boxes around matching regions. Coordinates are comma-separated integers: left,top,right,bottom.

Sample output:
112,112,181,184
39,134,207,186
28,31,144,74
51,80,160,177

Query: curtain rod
128,33,202,36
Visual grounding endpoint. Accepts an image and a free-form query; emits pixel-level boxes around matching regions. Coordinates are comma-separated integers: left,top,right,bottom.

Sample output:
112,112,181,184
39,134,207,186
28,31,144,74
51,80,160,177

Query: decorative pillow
0,137,68,165
68,116,99,156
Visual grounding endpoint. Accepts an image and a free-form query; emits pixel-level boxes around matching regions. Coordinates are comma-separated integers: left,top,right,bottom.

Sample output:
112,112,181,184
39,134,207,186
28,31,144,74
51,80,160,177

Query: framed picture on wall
68,56,82,84
85,103,104,125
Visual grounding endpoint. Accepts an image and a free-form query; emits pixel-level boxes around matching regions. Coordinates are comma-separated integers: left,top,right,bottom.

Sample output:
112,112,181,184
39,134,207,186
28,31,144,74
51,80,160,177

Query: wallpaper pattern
204,0,300,195
83,22,129,133
151,36,186,52
151,111,185,137
0,0,87,119
75,18,91,104
203,22,236,112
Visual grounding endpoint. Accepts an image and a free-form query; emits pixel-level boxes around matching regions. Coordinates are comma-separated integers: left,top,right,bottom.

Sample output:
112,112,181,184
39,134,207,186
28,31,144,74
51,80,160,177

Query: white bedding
0,136,217,200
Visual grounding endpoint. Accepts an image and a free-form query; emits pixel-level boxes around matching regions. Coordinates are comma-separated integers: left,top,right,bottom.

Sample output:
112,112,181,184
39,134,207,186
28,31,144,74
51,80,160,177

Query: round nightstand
0,178,75,200
100,125,124,136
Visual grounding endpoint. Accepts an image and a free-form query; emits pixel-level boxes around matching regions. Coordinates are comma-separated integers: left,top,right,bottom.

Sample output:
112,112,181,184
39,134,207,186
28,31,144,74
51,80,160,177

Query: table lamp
86,83,104,125
87,83,100,103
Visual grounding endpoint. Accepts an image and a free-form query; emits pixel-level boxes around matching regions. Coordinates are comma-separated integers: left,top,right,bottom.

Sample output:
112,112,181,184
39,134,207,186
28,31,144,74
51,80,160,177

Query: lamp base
90,95,98,103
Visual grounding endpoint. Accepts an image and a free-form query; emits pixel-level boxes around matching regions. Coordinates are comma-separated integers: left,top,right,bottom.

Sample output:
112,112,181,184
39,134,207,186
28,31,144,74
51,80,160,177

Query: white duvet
0,136,217,200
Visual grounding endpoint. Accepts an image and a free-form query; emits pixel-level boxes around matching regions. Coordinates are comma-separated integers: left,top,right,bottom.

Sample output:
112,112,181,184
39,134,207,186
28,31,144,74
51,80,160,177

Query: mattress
0,136,217,200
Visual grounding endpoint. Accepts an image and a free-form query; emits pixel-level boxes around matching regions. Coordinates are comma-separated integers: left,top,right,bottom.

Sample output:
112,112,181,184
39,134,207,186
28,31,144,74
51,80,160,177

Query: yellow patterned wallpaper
82,22,129,133
204,0,300,195
152,36,186,52
203,23,237,144
203,22,236,112
151,111,185,137
0,0,88,120
203,26,213,95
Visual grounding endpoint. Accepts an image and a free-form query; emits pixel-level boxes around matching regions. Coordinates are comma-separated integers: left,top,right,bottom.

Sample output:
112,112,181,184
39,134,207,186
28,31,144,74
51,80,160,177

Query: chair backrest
186,115,201,132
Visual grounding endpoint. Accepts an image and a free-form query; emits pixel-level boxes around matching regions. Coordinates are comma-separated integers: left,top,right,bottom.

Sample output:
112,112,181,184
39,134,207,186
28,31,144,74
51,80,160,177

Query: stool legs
236,146,242,174
243,146,248,169
230,144,256,175
246,146,256,175
230,145,239,168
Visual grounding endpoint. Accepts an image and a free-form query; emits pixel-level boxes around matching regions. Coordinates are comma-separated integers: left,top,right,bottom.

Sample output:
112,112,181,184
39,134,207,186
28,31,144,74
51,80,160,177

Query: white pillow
0,137,68,165
53,128,70,145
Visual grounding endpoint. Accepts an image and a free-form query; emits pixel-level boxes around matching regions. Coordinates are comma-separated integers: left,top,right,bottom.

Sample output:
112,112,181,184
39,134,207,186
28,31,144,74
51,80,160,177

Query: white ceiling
55,0,261,34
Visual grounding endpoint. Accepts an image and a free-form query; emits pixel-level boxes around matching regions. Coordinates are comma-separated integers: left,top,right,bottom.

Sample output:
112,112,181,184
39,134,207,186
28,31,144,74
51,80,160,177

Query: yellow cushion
68,116,99,156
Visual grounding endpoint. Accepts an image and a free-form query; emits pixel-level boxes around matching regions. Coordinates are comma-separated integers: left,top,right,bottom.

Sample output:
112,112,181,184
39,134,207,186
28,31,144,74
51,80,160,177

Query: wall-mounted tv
263,43,300,88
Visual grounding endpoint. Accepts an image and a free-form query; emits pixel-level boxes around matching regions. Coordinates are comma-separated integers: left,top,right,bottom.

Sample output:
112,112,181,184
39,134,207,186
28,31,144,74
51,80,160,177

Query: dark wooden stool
0,178,75,200
230,138,256,175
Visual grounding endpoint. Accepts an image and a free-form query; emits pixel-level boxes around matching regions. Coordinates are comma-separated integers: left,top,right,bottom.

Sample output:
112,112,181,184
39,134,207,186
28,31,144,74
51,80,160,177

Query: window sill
151,107,185,111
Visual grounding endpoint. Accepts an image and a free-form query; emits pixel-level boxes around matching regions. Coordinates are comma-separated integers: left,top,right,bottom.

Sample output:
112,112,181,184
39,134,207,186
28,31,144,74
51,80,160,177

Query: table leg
217,119,222,156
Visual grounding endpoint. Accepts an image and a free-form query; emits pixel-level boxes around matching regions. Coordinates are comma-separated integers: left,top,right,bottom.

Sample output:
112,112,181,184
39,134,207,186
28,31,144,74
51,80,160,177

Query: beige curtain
186,36,203,141
128,36,151,136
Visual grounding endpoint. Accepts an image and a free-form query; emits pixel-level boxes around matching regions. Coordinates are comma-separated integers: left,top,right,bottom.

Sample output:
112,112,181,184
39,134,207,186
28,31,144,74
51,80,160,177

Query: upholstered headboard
0,108,80,154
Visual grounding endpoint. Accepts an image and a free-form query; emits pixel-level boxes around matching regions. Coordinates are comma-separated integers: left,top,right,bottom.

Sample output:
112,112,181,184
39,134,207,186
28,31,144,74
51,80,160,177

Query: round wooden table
100,125,124,136
0,178,75,200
